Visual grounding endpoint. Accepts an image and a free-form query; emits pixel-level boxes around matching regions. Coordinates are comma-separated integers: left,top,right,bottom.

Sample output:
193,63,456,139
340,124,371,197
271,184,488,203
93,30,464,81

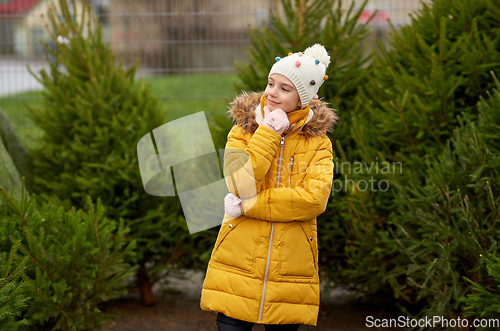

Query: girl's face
264,74,302,113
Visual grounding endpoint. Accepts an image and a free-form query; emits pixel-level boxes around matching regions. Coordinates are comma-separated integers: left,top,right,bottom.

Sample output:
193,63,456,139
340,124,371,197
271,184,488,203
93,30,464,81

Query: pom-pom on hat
269,44,330,107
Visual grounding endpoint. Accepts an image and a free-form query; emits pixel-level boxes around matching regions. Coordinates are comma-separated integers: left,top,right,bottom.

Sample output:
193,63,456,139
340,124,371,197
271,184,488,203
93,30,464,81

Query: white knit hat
269,44,330,107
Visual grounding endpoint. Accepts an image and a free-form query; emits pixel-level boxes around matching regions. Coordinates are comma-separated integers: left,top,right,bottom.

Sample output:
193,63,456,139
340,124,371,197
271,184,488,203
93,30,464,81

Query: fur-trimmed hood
227,91,339,138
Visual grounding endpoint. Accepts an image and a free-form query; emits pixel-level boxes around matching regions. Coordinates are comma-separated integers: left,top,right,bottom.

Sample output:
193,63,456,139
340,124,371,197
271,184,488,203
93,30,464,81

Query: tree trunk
137,260,155,306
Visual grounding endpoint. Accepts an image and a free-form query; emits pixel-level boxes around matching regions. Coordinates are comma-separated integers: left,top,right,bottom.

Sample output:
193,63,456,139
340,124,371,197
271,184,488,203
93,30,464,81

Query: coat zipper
258,135,285,321
289,157,294,186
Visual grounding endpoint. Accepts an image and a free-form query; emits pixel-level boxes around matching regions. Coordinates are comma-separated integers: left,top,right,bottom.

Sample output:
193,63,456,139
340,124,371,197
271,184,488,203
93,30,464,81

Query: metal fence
0,0,428,101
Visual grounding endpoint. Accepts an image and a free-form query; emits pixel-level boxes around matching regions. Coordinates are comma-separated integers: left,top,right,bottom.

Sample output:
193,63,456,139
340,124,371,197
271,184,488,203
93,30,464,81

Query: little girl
200,44,338,330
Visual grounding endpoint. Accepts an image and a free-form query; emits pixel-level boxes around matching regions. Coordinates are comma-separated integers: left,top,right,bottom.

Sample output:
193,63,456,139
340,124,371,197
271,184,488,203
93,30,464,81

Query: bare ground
99,270,401,331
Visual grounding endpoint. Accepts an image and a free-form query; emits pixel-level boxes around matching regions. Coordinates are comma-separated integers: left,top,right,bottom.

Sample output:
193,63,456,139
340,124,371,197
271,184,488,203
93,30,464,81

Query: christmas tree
234,0,372,116
0,245,29,331
463,255,500,329
27,0,212,305
385,74,500,318
330,0,500,316
1,181,137,330
228,0,375,287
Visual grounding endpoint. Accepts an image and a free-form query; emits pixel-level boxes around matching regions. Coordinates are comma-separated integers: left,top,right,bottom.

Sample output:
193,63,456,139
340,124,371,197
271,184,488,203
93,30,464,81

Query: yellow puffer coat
200,92,338,326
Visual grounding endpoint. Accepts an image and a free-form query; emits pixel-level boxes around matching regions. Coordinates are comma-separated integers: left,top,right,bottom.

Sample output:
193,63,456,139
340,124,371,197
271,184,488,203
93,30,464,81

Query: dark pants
216,313,301,331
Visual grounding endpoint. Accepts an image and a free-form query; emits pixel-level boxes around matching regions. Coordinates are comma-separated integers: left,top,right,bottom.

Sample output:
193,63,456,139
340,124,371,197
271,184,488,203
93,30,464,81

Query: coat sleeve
223,124,281,199
241,136,333,222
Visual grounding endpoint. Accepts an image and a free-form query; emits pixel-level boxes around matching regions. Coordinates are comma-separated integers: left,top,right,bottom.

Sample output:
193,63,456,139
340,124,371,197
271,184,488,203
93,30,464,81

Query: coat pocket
278,223,316,278
212,217,260,272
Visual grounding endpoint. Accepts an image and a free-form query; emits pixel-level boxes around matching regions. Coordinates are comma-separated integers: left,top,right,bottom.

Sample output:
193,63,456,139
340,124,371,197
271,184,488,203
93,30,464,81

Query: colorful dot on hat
295,61,301,67
315,59,320,65
313,94,319,100
310,80,316,85
298,52,303,57
323,75,329,81
275,56,281,62
288,52,293,56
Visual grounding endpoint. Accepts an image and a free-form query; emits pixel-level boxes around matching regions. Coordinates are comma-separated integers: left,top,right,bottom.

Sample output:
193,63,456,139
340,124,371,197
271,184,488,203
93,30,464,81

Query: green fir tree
462,254,500,329
385,76,500,318
235,0,337,93
1,181,137,330
332,0,500,310
234,0,372,116
0,245,30,331
226,0,375,288
27,0,212,305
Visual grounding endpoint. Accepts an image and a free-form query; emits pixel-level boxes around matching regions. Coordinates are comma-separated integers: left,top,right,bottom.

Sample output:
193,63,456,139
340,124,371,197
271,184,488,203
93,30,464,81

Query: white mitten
263,108,290,135
224,193,242,217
